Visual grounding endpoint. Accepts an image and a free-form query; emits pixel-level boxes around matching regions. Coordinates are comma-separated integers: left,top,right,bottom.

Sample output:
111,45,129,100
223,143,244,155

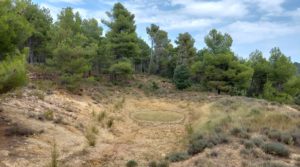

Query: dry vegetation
0,76,299,167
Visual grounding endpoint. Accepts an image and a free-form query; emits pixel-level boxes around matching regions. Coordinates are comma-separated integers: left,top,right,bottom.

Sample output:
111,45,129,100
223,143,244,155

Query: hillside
0,76,299,167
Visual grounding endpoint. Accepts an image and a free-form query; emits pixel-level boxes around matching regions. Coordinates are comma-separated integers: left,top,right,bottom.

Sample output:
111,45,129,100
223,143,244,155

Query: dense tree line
0,0,299,104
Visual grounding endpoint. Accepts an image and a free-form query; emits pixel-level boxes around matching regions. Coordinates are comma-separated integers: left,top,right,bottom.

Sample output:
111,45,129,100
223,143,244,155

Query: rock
0,106,3,112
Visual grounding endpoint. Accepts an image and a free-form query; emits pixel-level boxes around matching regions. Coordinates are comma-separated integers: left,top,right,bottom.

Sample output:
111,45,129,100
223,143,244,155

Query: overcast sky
32,0,300,62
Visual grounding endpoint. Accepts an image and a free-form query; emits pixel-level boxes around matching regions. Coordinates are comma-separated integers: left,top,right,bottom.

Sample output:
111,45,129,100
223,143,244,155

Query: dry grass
131,110,183,123
191,97,299,134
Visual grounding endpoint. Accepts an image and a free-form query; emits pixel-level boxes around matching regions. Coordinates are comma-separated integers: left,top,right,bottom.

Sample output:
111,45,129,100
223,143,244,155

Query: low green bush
250,137,265,147
230,127,250,139
262,142,290,157
166,152,189,162
291,130,300,146
126,160,138,167
0,54,27,93
188,132,229,155
188,139,207,155
244,140,255,149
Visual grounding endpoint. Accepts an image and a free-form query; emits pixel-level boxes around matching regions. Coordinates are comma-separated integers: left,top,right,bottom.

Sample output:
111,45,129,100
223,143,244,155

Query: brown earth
0,81,299,167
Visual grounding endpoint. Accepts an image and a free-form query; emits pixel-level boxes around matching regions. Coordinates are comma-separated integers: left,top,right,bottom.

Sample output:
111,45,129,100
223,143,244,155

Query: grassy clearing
191,97,299,134
131,110,183,123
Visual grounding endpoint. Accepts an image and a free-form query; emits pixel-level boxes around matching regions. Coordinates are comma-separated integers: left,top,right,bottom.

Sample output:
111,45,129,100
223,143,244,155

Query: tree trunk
28,38,34,64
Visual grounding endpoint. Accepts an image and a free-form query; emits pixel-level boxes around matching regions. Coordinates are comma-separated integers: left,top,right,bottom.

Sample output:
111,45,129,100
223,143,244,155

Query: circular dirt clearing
131,111,183,123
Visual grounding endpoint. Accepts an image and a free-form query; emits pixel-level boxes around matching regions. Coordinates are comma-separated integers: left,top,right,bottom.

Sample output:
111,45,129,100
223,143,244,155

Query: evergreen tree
175,32,197,66
22,0,52,63
247,50,270,96
268,47,296,91
134,38,150,73
146,24,173,76
0,0,32,59
48,8,97,90
0,0,32,93
204,29,232,54
102,3,140,60
173,65,191,90
193,29,253,95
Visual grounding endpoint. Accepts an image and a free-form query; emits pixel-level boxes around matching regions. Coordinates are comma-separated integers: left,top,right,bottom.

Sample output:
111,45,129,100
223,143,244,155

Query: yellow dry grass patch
131,110,183,123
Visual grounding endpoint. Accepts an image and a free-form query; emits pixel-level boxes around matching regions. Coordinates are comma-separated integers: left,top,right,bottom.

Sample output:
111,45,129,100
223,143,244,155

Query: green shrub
109,60,133,82
151,81,159,90
0,54,27,93
148,161,157,167
230,127,250,139
280,133,293,145
173,65,191,90
5,124,37,137
251,137,265,147
266,130,294,145
107,118,114,129
262,142,290,157
266,130,281,141
294,94,300,105
244,140,255,149
44,110,54,121
291,130,300,146
187,132,229,155
166,152,189,162
157,161,169,167
188,139,207,155
126,160,138,167
97,112,106,122
85,130,97,147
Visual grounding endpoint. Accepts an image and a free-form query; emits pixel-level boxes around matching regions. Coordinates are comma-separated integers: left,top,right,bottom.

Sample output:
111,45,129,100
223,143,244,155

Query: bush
266,130,294,145
44,110,54,121
109,60,133,82
188,139,207,155
230,127,250,139
148,161,157,167
157,161,169,167
148,161,169,167
251,137,265,147
294,94,300,105
244,140,255,149
5,124,37,137
262,142,290,157
266,130,281,141
151,81,159,90
126,160,138,167
188,132,229,155
291,130,300,146
173,65,191,90
97,112,106,122
0,53,27,93
85,130,97,147
166,152,189,162
280,133,293,145
107,118,114,129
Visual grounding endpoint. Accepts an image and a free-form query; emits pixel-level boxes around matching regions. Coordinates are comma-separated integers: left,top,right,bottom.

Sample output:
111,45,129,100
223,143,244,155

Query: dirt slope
0,82,299,167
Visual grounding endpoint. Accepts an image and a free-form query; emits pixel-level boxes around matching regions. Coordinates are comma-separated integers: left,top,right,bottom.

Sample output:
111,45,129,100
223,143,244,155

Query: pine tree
102,3,140,60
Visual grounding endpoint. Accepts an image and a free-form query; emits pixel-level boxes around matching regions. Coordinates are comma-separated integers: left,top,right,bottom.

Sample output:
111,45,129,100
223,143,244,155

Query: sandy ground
0,85,299,167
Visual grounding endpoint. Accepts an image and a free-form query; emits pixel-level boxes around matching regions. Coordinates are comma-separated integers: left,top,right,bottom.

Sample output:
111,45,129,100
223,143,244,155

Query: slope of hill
0,76,299,167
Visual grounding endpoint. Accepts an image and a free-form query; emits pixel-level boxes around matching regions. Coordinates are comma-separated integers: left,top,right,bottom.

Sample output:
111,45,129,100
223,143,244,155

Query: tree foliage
102,3,140,60
0,1,299,105
173,65,191,90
